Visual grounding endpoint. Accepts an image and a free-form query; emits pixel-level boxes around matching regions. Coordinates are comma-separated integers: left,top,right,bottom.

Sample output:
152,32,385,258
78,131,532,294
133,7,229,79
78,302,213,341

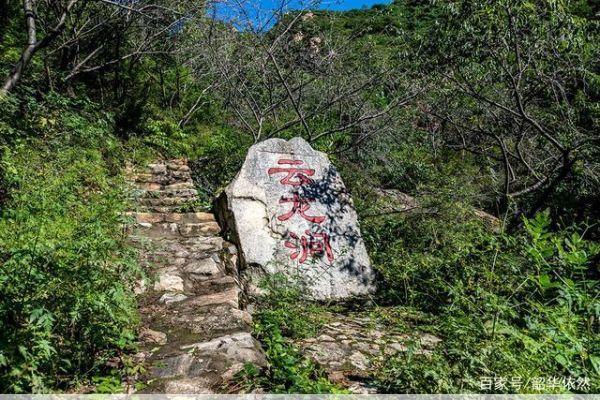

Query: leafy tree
425,0,599,220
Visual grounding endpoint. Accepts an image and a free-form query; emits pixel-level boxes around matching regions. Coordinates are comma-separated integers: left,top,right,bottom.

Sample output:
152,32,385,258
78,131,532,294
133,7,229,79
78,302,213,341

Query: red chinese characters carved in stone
268,159,315,186
277,193,325,224
285,230,334,263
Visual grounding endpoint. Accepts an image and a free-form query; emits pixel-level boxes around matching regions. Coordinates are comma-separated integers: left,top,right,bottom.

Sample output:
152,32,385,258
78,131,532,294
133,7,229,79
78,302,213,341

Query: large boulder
217,137,376,300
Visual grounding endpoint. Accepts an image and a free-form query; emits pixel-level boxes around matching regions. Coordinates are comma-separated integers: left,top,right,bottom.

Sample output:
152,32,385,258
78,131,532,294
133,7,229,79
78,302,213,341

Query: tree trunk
1,0,77,94
1,0,37,94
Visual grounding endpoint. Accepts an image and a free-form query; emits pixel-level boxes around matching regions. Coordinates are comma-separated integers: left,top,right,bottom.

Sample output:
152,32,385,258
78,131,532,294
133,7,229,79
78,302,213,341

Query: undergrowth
0,95,142,392
236,275,346,394
366,206,599,393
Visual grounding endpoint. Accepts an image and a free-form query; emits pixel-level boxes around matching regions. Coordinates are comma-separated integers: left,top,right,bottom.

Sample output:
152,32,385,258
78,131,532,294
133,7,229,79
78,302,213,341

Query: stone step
146,161,190,172
138,197,196,208
129,171,192,183
126,158,265,394
160,378,215,394
134,187,197,197
143,284,241,307
128,212,216,225
182,257,225,283
140,236,224,255
135,206,199,213
133,259,226,288
133,221,221,239
148,332,265,384
139,252,221,269
131,237,224,262
138,288,253,352
146,305,252,348
145,274,237,302
191,275,239,296
148,263,228,292
178,286,241,309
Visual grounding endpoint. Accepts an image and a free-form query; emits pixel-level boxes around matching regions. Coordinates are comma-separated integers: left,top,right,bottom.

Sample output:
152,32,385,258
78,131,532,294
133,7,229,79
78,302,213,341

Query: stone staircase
125,159,265,393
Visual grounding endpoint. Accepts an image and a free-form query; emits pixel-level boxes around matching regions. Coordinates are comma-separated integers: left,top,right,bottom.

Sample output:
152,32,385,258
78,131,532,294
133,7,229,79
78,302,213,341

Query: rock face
125,159,265,393
218,137,376,300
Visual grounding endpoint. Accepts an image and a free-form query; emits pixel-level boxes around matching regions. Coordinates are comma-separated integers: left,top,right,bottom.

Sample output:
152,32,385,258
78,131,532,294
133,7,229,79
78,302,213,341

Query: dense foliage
0,95,142,392
360,196,599,393
0,0,598,393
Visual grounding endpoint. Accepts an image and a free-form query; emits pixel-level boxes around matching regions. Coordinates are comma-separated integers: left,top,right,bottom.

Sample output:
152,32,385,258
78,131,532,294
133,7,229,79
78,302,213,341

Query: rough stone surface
139,328,168,345
295,310,442,393
218,137,376,300
125,159,265,394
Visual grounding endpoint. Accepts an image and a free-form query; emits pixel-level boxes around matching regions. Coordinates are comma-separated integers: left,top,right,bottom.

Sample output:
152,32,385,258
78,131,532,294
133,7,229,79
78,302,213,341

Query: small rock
132,351,149,363
164,378,213,394
348,351,370,370
133,279,146,295
148,164,167,174
328,371,345,383
420,333,442,347
317,334,336,342
139,328,167,345
154,274,184,292
159,293,188,304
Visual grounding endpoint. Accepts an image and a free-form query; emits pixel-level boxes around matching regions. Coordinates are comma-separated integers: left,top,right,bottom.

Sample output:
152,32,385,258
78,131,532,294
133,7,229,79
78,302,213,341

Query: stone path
125,159,265,393
296,310,442,393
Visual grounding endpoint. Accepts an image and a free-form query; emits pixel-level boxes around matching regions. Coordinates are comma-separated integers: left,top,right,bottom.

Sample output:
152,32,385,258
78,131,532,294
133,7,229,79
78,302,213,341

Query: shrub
369,205,599,393
0,101,141,392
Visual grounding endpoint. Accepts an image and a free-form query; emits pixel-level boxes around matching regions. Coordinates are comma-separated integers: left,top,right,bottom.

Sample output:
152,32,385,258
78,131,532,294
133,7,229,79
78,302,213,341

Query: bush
367,202,599,393
0,100,141,392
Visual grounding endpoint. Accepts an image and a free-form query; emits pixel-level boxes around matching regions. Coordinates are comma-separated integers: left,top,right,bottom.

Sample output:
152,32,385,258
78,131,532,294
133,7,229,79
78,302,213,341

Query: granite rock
218,137,376,300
